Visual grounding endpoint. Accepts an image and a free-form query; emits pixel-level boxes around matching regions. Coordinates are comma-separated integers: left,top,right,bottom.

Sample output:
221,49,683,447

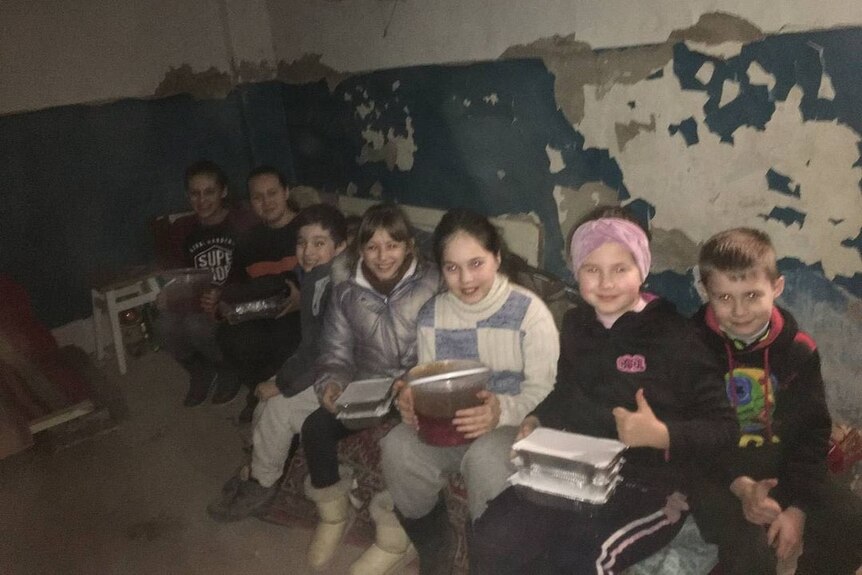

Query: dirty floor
0,350,366,575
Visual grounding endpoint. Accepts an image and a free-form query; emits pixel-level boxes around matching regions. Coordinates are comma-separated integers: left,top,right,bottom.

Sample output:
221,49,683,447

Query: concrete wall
2,1,861,423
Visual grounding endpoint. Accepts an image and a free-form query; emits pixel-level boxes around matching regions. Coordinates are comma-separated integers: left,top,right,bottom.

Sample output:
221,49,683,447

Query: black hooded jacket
693,304,831,512
532,297,738,490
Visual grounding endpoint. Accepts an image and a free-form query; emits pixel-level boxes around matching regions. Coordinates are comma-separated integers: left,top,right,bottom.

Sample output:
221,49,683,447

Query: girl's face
296,224,345,273
577,241,643,325
362,228,410,282
441,232,500,304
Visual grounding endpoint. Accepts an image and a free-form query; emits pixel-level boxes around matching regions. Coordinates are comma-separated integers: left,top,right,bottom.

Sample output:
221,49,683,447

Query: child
155,160,254,407
213,166,302,417
207,203,348,521
691,227,862,575
471,206,739,575
300,204,440,570
352,208,559,575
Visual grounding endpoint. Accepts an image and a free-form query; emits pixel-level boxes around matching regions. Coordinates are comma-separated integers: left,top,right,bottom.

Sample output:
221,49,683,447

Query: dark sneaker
183,369,217,407
211,372,242,405
207,477,277,522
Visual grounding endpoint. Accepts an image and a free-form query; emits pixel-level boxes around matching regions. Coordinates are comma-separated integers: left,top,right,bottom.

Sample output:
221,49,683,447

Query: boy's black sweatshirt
693,304,831,512
532,297,738,490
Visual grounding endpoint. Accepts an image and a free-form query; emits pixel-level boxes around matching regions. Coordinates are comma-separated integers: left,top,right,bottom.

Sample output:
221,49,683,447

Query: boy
211,166,302,415
208,203,348,520
692,227,862,574
155,160,254,407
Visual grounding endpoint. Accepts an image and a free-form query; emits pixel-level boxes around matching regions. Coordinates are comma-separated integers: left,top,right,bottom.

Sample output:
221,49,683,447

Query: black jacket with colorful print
693,304,831,513
532,297,738,491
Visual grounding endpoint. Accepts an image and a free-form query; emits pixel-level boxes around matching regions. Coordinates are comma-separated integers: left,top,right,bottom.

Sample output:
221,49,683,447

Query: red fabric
0,275,91,407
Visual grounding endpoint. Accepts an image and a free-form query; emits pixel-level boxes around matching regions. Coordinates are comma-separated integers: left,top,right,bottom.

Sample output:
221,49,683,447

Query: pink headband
570,218,651,281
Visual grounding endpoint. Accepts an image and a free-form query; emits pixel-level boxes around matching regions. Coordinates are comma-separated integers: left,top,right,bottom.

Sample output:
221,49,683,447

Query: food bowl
405,360,491,446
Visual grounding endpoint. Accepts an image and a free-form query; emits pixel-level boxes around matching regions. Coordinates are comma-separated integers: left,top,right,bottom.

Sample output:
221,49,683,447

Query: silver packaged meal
509,428,626,505
218,293,290,324
335,377,394,430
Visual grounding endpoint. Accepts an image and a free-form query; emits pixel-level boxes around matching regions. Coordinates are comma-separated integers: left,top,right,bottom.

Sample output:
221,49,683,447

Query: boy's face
187,174,226,225
576,241,643,323
704,269,784,338
296,223,345,272
249,173,290,227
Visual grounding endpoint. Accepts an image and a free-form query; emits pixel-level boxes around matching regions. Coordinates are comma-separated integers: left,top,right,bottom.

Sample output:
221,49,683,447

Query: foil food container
335,377,395,430
218,293,290,324
509,428,627,506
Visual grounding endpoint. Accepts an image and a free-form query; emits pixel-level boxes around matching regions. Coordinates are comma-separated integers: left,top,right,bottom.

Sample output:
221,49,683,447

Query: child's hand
393,380,417,429
612,388,670,449
255,381,280,401
322,383,342,414
276,280,301,318
453,391,501,439
515,416,540,443
731,476,782,525
200,288,222,316
767,506,806,561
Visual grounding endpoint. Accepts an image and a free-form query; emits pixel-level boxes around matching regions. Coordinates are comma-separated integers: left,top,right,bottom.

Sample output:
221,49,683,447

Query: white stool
91,276,160,375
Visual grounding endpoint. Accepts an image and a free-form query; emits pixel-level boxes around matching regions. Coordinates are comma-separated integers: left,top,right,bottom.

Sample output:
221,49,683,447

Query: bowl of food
405,360,491,446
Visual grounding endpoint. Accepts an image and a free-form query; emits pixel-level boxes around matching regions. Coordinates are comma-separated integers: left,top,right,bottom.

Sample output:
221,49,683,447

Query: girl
352,208,559,575
470,206,739,575
300,204,439,570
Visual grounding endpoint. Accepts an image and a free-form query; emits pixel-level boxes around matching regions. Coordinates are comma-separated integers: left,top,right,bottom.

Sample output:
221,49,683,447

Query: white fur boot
350,491,418,575
304,467,356,571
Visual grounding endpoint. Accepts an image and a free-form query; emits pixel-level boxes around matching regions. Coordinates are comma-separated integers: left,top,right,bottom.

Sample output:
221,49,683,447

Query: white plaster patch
685,40,745,60
497,169,506,180
356,116,418,172
545,144,566,174
719,79,740,108
747,61,776,93
695,61,715,85
463,98,471,107
344,93,353,102
369,181,383,198
818,71,836,101
484,93,499,105
356,101,375,119
346,182,358,197
392,80,400,91
579,69,862,279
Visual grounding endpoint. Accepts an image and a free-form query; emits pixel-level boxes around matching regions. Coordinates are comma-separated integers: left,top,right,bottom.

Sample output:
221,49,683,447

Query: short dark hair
432,208,502,268
246,165,300,212
293,203,348,246
185,160,227,191
357,204,415,248
699,227,779,284
247,165,287,188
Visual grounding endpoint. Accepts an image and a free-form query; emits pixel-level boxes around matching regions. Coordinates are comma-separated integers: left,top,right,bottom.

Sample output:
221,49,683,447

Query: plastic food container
218,293,290,324
509,428,626,507
157,268,214,314
405,360,491,446
335,377,394,430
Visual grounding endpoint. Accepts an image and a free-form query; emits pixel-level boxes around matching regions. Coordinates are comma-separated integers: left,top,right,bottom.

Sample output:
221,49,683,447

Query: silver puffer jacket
312,257,440,398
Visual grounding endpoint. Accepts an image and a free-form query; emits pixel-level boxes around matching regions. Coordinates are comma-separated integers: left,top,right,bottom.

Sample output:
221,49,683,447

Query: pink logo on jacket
616,354,646,373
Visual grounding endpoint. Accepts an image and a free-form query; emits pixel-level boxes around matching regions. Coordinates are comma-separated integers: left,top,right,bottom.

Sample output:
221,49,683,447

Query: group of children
159,159,862,574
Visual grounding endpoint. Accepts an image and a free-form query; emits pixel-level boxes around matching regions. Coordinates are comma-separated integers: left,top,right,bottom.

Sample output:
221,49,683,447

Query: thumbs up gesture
612,388,670,449
731,476,783,525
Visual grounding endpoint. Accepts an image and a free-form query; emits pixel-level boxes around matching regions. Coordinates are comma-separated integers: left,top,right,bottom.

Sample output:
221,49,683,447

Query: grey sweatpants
250,386,320,487
380,423,518,520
